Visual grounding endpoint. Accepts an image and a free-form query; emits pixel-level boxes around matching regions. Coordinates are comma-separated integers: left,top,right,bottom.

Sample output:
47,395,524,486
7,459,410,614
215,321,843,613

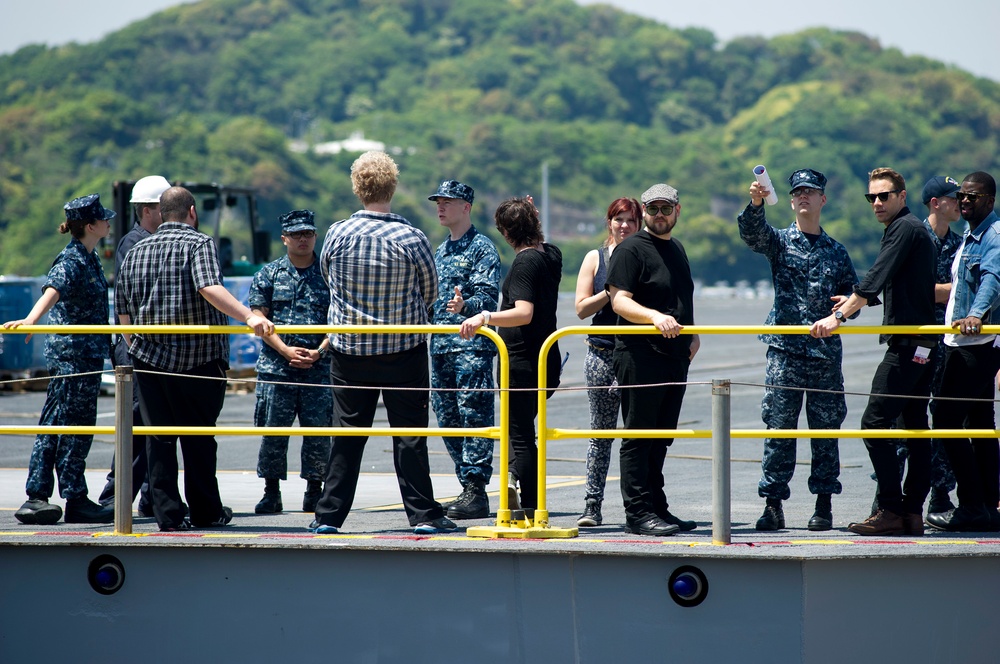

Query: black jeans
506,343,561,510
614,345,689,523
315,344,442,528
135,358,227,529
861,343,933,515
933,343,1000,509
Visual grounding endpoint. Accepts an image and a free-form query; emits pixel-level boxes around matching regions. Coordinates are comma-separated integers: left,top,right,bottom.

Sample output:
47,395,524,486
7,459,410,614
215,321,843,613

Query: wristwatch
834,310,846,323
480,310,492,325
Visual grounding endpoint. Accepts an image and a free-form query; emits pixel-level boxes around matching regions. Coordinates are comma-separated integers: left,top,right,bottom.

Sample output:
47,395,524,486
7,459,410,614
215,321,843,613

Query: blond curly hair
351,151,399,205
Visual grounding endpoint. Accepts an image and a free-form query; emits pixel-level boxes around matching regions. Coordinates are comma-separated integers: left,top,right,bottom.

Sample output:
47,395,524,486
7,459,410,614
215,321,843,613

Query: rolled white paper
753,165,779,206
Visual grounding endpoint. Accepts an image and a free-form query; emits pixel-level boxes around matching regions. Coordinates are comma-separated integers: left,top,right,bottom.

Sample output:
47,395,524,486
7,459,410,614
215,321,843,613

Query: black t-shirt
498,243,562,358
606,230,694,357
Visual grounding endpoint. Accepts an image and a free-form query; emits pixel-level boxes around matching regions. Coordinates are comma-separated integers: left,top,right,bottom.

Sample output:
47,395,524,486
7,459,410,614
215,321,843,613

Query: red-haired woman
574,198,639,527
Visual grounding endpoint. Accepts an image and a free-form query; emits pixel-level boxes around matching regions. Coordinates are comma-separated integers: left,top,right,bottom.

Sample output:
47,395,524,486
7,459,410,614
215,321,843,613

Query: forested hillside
1,0,998,282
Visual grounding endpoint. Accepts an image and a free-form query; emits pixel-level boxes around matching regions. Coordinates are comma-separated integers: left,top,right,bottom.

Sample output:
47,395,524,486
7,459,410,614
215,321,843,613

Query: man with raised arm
738,168,858,532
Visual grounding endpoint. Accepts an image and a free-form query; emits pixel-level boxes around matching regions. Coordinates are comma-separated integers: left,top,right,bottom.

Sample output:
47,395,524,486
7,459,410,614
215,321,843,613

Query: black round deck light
88,554,126,595
668,565,708,607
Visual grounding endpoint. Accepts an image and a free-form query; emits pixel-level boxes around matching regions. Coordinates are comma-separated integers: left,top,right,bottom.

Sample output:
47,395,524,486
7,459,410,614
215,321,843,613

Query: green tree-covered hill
1,0,998,282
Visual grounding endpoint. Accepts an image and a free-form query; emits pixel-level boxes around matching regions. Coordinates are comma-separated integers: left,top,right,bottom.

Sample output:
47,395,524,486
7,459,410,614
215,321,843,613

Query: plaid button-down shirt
320,210,437,356
115,222,229,371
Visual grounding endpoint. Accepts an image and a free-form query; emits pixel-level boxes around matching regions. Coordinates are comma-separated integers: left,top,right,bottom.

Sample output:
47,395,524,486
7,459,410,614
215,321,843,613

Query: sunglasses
645,204,675,216
864,190,901,204
286,231,316,240
956,191,991,203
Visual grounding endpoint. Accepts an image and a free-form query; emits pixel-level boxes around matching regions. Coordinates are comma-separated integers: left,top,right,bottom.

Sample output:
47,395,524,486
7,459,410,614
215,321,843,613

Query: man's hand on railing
245,313,275,337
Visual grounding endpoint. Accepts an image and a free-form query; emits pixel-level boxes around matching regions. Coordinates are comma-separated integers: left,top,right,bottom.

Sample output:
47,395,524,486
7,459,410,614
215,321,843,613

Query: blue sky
3,0,998,82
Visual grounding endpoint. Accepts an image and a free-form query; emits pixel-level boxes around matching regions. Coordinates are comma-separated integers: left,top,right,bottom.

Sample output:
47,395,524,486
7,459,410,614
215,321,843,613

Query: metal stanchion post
712,378,731,545
114,365,134,535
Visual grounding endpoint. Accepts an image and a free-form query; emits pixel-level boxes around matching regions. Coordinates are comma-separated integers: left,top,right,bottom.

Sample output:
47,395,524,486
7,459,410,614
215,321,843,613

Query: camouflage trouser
759,348,845,500
254,375,333,481
430,351,495,486
25,357,103,500
890,339,957,492
583,344,620,503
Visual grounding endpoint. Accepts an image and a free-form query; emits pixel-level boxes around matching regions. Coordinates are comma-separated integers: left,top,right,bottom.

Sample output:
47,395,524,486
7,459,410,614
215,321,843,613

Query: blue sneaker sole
311,525,339,534
413,526,457,534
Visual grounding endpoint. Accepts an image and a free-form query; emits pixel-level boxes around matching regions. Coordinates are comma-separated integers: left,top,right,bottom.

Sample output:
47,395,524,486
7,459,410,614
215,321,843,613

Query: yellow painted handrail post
536,336,552,527
493,331,513,528
498,327,575,538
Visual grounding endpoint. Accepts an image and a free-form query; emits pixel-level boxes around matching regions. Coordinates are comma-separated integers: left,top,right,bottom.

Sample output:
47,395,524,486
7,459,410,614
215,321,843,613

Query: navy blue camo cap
64,193,115,222
787,169,827,193
428,180,474,205
279,209,316,234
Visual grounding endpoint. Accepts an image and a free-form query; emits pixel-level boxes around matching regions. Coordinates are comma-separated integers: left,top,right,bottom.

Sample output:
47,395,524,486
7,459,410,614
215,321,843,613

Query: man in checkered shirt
116,186,274,531
310,151,455,535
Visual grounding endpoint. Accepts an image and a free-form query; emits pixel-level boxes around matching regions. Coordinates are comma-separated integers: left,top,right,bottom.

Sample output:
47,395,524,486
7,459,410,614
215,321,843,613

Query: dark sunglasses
956,191,991,203
286,230,316,239
864,190,901,204
645,204,675,216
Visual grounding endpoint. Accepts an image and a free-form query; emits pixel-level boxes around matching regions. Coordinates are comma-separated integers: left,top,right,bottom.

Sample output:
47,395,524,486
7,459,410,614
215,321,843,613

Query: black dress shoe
624,516,680,537
926,505,992,532
660,510,697,531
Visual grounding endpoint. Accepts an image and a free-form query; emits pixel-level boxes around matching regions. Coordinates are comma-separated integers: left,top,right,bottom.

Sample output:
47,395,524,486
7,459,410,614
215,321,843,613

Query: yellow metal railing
534,324,1000,543
1,323,517,534
4,322,998,542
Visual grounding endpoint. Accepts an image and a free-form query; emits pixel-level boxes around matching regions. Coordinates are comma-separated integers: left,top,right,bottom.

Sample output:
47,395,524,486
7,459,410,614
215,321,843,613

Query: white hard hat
130,175,171,203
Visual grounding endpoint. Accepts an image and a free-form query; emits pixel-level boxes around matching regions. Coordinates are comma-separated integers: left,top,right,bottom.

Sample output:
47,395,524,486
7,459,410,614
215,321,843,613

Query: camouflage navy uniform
738,203,858,500
26,237,110,500
430,226,501,487
249,253,332,482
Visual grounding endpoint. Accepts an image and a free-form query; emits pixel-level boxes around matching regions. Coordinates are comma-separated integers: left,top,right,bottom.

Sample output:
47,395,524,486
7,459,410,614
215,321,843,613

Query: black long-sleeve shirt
854,207,937,344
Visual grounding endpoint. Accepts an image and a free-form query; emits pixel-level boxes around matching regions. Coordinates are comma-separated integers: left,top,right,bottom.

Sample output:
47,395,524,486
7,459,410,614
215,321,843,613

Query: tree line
1,0,998,281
